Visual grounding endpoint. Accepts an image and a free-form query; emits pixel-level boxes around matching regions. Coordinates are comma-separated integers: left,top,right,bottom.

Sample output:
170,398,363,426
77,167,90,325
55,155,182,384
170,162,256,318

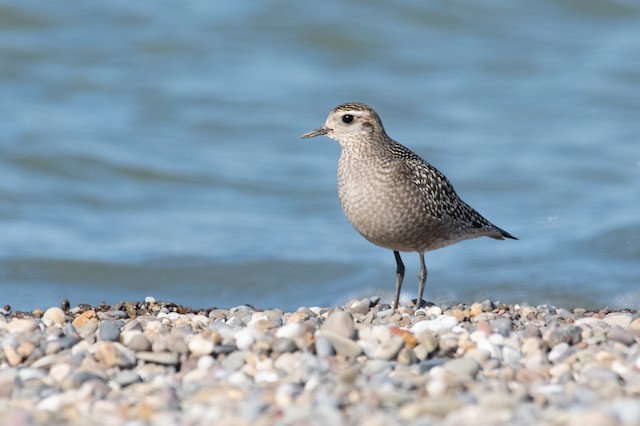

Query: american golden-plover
302,102,517,309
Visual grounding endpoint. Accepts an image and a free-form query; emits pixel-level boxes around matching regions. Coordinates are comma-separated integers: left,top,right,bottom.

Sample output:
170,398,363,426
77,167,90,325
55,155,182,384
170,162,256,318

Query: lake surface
1,0,639,312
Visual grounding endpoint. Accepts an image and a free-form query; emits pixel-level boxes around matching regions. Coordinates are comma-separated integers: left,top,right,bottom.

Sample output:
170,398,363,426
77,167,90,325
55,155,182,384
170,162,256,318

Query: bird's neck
339,133,392,160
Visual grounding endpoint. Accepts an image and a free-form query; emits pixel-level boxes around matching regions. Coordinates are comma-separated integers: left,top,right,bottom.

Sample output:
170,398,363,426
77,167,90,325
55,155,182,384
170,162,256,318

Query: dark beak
301,126,330,139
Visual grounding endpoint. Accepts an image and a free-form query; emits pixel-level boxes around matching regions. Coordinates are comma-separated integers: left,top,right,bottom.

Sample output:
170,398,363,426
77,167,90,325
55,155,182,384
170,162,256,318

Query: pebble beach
1,297,640,426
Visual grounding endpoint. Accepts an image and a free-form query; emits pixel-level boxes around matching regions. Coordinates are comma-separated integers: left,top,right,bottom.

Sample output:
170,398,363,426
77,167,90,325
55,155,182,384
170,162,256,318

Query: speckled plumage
302,102,516,308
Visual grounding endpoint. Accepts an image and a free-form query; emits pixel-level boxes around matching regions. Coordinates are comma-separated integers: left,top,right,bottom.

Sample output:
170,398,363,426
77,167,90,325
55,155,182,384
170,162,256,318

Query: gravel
1,298,639,425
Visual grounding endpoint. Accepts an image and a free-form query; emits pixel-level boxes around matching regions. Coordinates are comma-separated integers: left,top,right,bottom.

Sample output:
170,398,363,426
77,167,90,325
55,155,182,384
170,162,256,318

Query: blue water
1,1,639,311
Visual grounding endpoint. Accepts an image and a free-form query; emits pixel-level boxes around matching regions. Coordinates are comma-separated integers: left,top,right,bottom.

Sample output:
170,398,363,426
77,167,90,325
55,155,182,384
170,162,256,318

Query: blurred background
1,0,639,311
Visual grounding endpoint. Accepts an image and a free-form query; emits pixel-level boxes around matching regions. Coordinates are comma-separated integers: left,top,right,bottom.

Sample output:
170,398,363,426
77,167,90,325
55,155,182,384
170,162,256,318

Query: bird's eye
342,114,354,124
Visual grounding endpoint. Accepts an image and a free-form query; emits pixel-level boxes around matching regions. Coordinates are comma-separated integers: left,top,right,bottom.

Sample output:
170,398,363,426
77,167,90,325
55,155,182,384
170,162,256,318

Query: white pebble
426,306,443,316
275,323,302,339
603,313,633,327
234,328,255,350
476,338,501,360
37,394,63,412
548,342,570,363
42,307,65,326
411,316,458,335
254,370,279,384
188,335,215,356
197,355,215,370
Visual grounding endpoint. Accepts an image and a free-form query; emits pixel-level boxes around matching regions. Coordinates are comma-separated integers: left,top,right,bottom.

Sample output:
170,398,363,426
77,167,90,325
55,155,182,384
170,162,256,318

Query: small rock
272,337,297,353
481,300,495,311
350,299,372,315
490,317,512,336
113,370,142,387
548,342,570,363
546,326,581,347
579,366,620,383
234,328,255,350
520,306,538,319
72,310,98,337
411,315,458,335
122,331,151,352
610,398,640,425
212,344,237,355
566,409,618,426
607,327,635,345
416,331,438,355
221,351,246,371
319,331,362,357
603,313,633,327
7,319,40,334
321,311,356,339
94,342,118,367
48,362,71,383
2,343,21,366
629,318,640,335
464,348,491,364
197,355,215,370
397,347,418,365
549,363,572,381
469,303,483,317
444,358,480,379
275,323,303,340
99,321,121,342
365,335,404,361
315,335,335,357
42,307,65,325
188,335,215,356
16,341,36,359
137,351,179,365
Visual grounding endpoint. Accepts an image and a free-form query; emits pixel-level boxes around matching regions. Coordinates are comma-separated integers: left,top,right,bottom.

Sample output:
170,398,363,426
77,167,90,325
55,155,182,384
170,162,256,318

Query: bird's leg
393,251,405,310
416,252,428,308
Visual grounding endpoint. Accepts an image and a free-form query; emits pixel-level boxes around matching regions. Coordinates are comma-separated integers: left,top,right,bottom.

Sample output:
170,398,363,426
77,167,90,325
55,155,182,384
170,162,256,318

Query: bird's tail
493,227,518,240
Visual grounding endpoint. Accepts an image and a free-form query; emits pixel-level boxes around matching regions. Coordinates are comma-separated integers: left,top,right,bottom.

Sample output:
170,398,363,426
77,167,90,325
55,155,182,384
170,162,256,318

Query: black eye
342,114,354,124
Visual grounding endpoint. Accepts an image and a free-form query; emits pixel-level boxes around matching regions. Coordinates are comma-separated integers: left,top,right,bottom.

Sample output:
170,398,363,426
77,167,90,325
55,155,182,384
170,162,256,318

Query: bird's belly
338,179,460,252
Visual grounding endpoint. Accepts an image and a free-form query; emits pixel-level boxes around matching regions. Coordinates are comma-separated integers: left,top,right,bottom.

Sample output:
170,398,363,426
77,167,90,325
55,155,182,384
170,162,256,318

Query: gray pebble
546,326,581,347
272,337,297,354
417,358,447,373
490,317,513,336
123,332,151,352
321,311,356,339
221,351,246,371
350,299,372,315
318,331,362,358
99,321,121,342
607,327,635,345
113,370,142,387
444,358,480,379
213,344,238,355
481,300,495,311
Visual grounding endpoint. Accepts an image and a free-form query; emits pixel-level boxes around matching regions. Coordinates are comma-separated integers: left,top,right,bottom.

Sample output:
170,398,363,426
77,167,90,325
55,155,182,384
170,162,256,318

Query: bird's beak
301,126,330,139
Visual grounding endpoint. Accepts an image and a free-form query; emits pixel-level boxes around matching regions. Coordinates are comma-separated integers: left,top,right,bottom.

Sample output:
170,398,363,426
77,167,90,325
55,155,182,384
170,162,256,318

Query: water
1,0,639,312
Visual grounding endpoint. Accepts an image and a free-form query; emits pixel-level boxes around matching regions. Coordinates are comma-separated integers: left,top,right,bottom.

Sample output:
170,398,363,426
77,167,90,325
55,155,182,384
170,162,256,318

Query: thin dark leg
393,251,405,310
417,252,428,308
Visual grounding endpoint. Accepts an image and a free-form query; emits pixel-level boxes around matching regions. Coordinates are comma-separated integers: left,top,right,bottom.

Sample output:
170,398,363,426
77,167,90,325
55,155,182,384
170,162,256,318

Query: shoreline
1,297,639,425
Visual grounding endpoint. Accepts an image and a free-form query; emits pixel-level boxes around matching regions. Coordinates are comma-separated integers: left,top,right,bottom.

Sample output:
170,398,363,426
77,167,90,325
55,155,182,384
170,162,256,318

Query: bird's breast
337,153,444,251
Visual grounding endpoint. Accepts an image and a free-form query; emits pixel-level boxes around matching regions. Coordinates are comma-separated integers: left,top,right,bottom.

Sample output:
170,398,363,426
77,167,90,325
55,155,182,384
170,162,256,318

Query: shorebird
302,102,516,309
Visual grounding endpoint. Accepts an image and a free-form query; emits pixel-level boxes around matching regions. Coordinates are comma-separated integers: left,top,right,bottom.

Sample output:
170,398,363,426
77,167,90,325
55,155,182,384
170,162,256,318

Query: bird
301,102,517,309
